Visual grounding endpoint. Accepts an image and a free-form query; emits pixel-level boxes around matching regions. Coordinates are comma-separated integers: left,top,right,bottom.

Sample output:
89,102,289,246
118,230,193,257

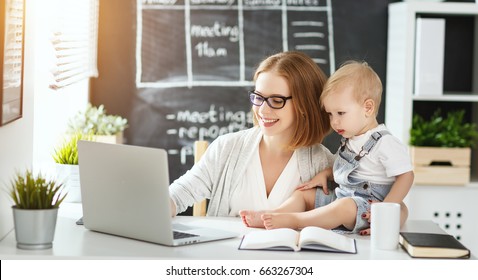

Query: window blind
49,0,99,90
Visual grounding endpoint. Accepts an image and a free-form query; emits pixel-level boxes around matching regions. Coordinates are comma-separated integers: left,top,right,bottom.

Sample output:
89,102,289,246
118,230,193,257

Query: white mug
371,202,400,250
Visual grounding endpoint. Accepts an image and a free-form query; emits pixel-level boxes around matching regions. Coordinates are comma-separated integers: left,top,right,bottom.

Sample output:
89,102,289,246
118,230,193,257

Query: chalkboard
91,0,396,185
131,0,338,180
137,1,334,87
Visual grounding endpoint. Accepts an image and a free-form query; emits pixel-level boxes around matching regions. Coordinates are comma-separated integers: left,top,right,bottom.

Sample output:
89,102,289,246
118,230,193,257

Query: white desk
0,203,473,260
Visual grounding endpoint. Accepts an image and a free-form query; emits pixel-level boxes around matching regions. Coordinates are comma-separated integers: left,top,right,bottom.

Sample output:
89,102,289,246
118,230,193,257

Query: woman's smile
261,117,279,127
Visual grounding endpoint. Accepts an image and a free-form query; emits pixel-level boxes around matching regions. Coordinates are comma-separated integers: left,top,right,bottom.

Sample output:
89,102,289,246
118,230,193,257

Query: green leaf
410,109,478,148
52,132,93,164
8,169,67,209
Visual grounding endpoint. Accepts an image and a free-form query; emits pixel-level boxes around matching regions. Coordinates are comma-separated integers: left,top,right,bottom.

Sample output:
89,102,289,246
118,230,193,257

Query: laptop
77,140,238,246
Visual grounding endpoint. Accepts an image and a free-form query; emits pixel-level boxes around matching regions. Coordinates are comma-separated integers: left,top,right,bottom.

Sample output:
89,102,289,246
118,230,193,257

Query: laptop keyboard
173,231,199,240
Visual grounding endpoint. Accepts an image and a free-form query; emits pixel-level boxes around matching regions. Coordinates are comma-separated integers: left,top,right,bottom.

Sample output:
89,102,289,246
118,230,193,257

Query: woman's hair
320,60,382,115
253,51,331,149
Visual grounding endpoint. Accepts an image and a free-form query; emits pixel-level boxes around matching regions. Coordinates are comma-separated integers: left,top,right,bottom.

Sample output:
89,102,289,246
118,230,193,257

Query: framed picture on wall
0,0,24,126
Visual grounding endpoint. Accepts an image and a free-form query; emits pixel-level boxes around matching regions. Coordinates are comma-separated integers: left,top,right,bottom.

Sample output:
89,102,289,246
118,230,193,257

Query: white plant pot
56,164,81,202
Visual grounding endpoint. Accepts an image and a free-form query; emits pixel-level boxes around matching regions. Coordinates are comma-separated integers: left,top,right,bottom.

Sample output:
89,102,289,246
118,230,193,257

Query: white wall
0,0,89,240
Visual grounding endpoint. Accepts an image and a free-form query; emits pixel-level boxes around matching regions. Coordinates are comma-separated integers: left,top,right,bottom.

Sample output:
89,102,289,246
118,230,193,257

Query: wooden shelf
412,181,478,189
413,93,478,102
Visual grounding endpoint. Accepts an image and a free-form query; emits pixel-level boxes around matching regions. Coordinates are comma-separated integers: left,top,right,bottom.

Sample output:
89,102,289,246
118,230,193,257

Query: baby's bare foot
239,210,266,228
262,213,300,230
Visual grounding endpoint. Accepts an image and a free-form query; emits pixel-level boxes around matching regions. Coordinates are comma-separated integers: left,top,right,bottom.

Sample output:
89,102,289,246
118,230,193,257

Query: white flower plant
67,103,128,136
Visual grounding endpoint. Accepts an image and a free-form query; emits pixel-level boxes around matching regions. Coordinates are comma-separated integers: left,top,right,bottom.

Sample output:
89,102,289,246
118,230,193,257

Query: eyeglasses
249,91,292,109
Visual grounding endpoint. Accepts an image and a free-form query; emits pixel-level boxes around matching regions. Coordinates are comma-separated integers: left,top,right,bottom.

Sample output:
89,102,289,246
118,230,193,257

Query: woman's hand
358,199,376,235
359,210,372,235
296,168,332,194
358,200,409,235
296,180,329,195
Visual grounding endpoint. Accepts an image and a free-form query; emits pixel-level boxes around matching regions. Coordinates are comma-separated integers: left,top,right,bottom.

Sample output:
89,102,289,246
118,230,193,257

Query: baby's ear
364,99,375,116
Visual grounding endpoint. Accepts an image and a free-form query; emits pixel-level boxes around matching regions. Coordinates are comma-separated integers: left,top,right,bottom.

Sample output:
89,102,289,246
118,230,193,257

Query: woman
169,51,335,216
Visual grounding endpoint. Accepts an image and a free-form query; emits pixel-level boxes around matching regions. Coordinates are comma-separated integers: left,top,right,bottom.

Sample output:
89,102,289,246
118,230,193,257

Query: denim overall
333,131,393,233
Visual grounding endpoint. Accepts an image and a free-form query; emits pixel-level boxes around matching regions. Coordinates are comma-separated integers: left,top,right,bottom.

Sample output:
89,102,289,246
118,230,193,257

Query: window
48,0,99,90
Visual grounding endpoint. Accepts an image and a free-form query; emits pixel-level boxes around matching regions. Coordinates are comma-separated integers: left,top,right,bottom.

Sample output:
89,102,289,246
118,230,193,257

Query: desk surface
0,203,472,260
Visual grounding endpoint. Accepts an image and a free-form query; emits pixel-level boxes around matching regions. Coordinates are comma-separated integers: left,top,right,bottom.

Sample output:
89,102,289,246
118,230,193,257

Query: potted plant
67,103,128,144
8,169,67,249
53,132,93,202
409,109,478,185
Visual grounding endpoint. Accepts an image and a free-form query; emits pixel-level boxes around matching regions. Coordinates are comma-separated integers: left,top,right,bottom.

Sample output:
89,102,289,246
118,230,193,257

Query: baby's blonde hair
320,60,382,116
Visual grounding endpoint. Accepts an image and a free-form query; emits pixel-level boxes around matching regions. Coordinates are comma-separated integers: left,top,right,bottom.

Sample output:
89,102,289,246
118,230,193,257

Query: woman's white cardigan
169,126,335,216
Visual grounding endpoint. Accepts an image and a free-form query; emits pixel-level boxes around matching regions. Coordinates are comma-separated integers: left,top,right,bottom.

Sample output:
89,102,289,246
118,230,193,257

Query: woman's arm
296,167,333,194
169,128,260,216
168,140,218,215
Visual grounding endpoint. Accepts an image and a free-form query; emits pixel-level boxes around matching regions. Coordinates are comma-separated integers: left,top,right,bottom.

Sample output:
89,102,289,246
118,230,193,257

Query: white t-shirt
346,124,413,185
229,149,300,216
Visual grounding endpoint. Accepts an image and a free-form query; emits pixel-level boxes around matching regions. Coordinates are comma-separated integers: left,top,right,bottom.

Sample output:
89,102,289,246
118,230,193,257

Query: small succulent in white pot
53,132,93,202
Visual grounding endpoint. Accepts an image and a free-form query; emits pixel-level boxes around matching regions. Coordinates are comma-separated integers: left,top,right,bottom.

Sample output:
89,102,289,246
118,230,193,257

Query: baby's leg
275,188,317,212
239,189,316,228
262,197,357,230
239,210,266,228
